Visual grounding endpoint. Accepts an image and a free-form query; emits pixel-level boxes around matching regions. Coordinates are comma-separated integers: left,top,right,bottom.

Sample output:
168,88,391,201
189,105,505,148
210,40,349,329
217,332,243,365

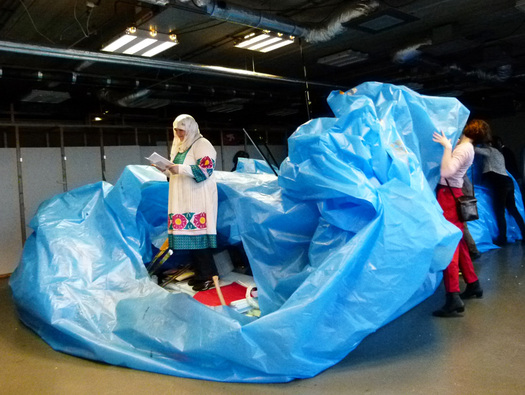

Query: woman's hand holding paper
168,164,180,174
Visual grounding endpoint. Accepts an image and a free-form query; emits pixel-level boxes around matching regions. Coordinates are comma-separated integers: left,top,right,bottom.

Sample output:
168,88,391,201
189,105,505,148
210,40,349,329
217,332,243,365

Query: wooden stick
212,275,227,306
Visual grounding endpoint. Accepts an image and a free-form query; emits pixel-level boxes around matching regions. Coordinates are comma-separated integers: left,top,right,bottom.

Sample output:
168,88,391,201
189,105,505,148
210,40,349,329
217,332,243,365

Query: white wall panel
214,145,223,171
20,148,64,241
0,149,23,275
65,147,103,191
222,145,245,172
104,146,141,185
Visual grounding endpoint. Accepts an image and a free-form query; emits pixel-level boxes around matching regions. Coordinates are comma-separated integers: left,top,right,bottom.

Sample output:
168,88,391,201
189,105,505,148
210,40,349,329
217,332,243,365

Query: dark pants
484,172,525,244
190,248,218,280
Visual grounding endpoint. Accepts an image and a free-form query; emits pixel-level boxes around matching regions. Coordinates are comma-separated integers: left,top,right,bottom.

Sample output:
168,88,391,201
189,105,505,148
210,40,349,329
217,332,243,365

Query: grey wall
0,149,22,275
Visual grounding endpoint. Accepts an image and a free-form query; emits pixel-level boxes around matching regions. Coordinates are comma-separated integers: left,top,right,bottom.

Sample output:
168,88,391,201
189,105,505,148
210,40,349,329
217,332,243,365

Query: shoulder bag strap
470,165,475,198
444,178,460,204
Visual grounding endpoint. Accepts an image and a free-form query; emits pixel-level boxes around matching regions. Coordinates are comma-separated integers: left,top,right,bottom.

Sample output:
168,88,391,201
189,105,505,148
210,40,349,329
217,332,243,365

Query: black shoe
187,278,202,286
433,292,465,317
470,251,481,260
460,280,483,299
494,238,507,247
192,279,215,292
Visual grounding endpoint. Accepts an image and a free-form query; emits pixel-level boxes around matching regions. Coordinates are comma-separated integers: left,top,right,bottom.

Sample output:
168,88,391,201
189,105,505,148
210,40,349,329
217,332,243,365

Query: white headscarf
170,114,203,158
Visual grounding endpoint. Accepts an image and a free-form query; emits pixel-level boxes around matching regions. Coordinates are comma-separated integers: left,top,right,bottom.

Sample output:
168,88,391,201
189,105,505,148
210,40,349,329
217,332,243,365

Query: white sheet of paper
145,152,173,171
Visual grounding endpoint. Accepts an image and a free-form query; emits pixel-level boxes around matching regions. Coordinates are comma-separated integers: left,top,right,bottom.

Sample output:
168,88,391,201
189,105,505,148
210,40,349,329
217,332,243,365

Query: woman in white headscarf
165,114,218,291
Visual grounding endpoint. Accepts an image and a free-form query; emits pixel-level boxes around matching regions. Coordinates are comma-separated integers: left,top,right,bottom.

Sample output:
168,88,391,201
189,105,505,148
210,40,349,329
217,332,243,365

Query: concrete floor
1,244,524,395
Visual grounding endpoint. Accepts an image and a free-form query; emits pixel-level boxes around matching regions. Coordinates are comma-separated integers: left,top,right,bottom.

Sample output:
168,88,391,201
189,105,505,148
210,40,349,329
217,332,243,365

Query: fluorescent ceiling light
235,32,295,53
235,34,270,48
260,39,294,53
247,37,282,51
318,49,369,67
101,29,178,57
267,108,299,116
123,38,157,54
102,35,137,52
142,41,178,57
207,103,243,113
21,89,71,103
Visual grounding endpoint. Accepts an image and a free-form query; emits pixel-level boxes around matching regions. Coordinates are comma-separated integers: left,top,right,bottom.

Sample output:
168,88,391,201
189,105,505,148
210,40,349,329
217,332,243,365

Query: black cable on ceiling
0,0,20,29
251,0,342,13
498,16,525,41
176,20,227,35
380,0,418,8
16,0,55,44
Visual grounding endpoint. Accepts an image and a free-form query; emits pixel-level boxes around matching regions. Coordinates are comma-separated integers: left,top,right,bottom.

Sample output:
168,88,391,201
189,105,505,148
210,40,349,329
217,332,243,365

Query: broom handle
212,275,227,306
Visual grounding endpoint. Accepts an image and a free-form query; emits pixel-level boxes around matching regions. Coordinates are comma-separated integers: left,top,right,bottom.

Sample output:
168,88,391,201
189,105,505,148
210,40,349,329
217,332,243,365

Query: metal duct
448,64,513,83
115,89,153,107
198,0,379,43
98,88,171,109
204,1,307,37
140,0,169,5
304,1,380,43
392,42,514,86
393,40,432,63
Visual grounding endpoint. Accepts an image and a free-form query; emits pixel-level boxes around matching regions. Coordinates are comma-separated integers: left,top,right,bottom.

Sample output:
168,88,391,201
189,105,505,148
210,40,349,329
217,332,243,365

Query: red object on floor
193,282,247,306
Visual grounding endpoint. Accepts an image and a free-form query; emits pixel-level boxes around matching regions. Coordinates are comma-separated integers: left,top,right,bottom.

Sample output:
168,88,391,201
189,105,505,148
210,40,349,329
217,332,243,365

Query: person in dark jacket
475,133,525,246
232,150,250,171
492,136,520,181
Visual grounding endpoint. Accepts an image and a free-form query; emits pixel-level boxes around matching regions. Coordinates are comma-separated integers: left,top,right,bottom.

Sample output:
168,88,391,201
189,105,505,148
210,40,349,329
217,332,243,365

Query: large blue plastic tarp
9,82,525,382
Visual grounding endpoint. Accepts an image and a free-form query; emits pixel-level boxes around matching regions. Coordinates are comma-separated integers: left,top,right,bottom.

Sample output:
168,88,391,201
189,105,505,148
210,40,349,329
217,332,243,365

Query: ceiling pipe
0,65,301,110
0,40,340,89
179,0,379,43
0,65,299,100
1,67,141,89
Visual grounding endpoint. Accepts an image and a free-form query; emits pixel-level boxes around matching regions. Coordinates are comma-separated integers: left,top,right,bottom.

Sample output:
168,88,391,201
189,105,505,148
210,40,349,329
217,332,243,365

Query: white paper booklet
145,152,173,171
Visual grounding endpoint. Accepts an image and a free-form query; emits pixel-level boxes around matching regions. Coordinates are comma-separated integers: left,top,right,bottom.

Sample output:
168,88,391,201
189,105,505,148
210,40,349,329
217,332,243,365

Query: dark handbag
445,178,479,222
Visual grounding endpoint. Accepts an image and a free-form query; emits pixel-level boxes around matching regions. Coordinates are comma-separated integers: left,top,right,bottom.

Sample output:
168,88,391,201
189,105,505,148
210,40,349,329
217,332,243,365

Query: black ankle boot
432,292,465,317
460,280,483,299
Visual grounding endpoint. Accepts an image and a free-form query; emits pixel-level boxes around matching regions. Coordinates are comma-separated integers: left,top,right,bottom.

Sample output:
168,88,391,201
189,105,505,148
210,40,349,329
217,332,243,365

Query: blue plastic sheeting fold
468,173,525,252
235,157,279,174
10,82,522,382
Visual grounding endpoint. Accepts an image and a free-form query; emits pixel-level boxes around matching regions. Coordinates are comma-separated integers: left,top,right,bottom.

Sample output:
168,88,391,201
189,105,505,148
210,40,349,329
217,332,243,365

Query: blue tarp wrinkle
10,82,525,382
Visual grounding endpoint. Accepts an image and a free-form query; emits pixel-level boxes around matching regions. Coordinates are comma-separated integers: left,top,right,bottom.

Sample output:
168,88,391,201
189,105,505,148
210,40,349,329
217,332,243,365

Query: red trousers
436,186,479,293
